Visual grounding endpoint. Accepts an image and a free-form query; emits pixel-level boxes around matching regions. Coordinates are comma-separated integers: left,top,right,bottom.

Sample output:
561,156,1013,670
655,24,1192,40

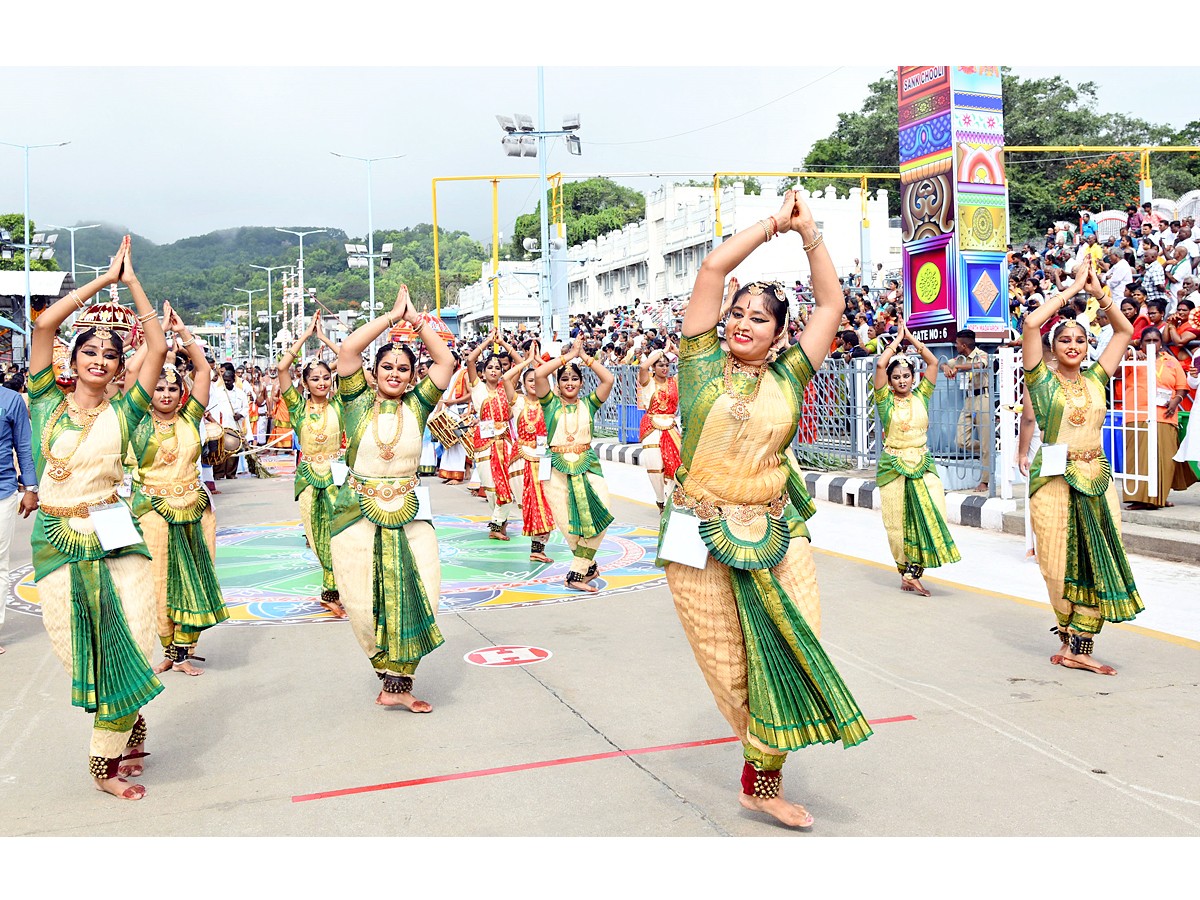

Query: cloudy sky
4,8,1195,251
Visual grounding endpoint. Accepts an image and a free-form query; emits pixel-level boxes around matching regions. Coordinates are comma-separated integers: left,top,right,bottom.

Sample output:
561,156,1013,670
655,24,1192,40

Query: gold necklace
723,355,766,421
307,399,330,445
1053,371,1090,426
42,397,110,482
151,412,180,464
892,393,914,433
563,402,582,442
371,399,402,460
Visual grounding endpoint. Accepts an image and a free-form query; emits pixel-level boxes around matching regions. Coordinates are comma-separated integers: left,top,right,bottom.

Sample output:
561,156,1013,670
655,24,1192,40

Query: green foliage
511,177,646,257
797,69,1200,244
677,176,762,195
797,74,900,214
1059,153,1140,213
0,213,61,272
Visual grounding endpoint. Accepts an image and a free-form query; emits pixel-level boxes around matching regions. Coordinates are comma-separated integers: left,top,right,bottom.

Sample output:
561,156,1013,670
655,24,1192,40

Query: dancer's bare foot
173,660,204,676
739,791,814,828
900,575,931,596
1059,651,1117,675
529,551,552,563
119,747,147,778
95,776,145,800
375,690,433,713
152,656,173,674
319,599,348,619
565,578,598,593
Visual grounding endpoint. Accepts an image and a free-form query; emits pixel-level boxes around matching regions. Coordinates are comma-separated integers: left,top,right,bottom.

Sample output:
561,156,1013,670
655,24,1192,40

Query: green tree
0,213,61,272
510,177,645,257
781,74,900,212
1059,153,1140,213
795,69,1200,244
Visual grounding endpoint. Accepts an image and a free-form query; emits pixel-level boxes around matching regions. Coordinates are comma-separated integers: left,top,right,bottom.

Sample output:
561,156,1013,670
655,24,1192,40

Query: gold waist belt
303,451,341,464
550,443,591,454
141,478,203,498
671,485,786,525
41,492,120,518
346,473,417,502
1067,448,1104,461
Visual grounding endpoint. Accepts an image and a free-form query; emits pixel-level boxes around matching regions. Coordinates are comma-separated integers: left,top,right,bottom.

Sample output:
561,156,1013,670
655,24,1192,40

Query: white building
455,181,902,333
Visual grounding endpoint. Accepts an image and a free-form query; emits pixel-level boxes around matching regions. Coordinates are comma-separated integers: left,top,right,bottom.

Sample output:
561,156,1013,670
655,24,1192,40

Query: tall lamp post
275,228,326,324
249,263,288,358
234,287,264,367
0,139,70,361
330,152,404,315
496,68,580,341
45,223,100,284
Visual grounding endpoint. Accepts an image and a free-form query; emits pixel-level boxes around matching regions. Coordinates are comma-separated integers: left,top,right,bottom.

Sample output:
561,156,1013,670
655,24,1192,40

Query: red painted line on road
291,715,916,803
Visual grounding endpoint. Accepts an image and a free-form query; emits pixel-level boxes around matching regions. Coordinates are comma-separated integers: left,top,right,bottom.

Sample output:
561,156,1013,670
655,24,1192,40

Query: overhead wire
588,67,845,146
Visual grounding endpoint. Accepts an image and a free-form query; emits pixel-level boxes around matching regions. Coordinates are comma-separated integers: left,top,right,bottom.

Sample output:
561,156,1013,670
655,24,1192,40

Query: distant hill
58,222,488,351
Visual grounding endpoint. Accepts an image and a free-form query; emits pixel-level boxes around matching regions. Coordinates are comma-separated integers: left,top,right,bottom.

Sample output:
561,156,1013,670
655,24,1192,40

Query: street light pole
45,222,100,285
537,68,552,342
331,152,404,316
275,228,326,324
0,139,70,361
249,263,287,359
234,288,263,367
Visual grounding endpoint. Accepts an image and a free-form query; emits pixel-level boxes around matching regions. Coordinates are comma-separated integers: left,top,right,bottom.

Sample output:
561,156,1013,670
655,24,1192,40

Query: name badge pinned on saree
117,472,133,498
659,509,709,569
1040,443,1068,477
479,420,497,439
415,486,433,521
90,502,143,551
329,460,349,486
538,455,552,481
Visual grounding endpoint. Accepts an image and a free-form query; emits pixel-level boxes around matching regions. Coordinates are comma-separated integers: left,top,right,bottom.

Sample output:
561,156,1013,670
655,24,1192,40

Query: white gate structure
997,345,1157,501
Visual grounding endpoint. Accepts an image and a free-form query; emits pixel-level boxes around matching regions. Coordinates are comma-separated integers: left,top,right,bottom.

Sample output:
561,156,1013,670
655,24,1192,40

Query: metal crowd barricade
1112,345,1158,499
591,350,1010,494
995,344,1156,501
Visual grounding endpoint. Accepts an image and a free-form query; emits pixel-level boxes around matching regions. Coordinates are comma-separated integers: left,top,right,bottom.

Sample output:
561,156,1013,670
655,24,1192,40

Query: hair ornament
744,280,787,301
162,363,180,384
892,352,915,369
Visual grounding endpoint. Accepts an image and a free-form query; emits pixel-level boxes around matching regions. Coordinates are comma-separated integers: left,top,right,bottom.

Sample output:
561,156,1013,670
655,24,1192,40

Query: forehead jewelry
745,281,787,300
94,327,113,340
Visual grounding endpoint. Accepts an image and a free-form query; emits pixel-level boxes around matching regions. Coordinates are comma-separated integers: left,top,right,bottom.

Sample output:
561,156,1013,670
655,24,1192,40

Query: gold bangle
583,357,594,369
179,337,196,348
68,290,84,310
558,355,568,368
759,219,773,243
802,232,824,252
136,311,157,323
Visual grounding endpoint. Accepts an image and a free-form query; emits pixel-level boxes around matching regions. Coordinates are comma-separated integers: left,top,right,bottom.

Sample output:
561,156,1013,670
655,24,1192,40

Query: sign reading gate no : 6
465,645,552,668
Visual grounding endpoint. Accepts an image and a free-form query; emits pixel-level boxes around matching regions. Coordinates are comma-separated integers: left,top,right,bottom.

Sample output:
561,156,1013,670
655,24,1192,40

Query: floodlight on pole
45,223,100,284
495,69,581,340
0,139,70,361
330,151,405,320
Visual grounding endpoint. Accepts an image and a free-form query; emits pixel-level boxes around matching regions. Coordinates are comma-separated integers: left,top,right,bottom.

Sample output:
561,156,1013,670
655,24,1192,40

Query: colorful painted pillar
898,65,1008,345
